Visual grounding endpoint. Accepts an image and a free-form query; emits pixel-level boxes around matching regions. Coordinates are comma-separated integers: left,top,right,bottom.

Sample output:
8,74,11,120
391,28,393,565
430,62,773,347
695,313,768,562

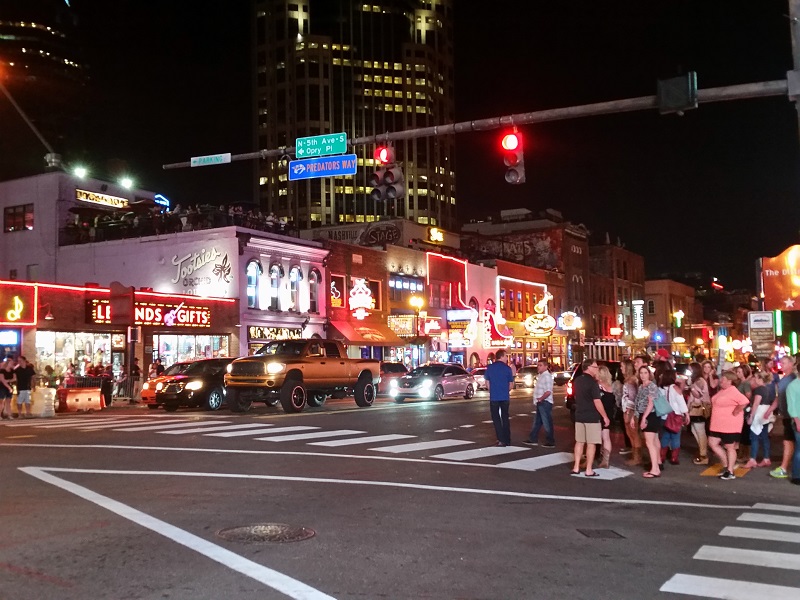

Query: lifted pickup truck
224,339,380,413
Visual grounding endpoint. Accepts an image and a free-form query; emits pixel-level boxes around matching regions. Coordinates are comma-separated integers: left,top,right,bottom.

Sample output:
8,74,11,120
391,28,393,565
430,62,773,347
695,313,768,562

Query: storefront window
35,331,112,376
269,264,283,311
289,266,302,311
152,334,230,367
246,260,262,309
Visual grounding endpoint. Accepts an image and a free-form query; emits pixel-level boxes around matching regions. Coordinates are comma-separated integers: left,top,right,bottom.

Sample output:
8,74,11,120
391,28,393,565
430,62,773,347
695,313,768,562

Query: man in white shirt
523,360,555,448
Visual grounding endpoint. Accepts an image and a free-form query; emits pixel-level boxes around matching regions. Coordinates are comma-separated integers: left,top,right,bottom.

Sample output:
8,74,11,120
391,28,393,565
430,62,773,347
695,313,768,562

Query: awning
329,321,404,346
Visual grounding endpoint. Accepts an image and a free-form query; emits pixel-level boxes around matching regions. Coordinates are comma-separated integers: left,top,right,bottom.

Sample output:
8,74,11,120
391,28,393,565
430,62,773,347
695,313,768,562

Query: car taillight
566,382,572,396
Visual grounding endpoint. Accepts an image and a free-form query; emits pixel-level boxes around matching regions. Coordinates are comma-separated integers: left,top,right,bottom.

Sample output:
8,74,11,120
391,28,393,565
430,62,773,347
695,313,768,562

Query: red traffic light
501,133,520,151
374,145,394,164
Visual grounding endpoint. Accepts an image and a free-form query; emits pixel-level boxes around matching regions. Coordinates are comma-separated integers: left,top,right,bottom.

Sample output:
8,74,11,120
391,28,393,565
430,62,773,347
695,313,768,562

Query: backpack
653,386,673,418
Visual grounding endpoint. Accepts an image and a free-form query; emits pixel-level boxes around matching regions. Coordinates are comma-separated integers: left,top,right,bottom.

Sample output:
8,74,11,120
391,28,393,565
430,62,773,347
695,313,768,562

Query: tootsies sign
87,299,212,328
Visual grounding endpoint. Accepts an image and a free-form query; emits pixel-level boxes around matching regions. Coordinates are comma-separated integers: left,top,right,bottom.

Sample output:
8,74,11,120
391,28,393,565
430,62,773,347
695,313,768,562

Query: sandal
642,472,661,478
570,470,581,475
584,472,600,477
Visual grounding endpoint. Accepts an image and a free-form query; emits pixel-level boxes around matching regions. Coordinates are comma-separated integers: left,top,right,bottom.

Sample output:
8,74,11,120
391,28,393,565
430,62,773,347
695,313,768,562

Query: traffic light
501,130,525,184
369,145,405,200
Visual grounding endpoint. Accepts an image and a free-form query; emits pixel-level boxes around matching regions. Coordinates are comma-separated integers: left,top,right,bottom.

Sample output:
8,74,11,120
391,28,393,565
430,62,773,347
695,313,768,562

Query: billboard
761,245,800,311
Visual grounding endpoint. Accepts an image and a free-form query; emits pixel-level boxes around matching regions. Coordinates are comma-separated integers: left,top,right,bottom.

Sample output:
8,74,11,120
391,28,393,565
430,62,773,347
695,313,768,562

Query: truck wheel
280,379,307,413
205,387,224,411
264,397,280,407
307,392,326,408
464,385,475,399
433,385,444,401
354,375,375,407
227,388,252,413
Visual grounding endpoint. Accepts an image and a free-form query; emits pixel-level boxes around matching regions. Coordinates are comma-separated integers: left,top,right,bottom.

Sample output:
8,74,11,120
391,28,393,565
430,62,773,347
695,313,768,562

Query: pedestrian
130,357,142,404
620,360,642,466
612,364,632,456
571,359,609,477
633,365,662,478
686,362,712,465
735,364,753,461
769,355,797,479
101,365,114,407
484,349,514,446
155,358,165,376
702,360,719,398
523,359,555,448
596,365,616,469
745,370,775,468
659,367,689,466
708,371,750,480
13,356,36,418
784,375,800,485
0,357,15,419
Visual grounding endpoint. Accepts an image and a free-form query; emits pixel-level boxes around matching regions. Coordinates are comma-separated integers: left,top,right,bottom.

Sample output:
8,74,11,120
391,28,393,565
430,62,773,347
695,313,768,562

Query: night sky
45,2,800,288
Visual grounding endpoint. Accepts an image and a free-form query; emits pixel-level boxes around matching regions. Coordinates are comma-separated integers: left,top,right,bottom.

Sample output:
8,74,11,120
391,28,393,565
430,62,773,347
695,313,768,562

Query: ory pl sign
295,132,347,158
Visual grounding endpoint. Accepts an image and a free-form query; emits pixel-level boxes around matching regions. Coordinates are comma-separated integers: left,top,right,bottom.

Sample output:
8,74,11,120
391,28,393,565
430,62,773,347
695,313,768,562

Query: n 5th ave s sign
295,132,347,158
289,154,358,181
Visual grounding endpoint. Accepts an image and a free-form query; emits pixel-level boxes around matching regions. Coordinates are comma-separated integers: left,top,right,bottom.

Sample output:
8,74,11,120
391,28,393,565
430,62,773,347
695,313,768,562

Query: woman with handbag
632,365,662,478
687,362,712,465
708,371,750,480
659,368,690,465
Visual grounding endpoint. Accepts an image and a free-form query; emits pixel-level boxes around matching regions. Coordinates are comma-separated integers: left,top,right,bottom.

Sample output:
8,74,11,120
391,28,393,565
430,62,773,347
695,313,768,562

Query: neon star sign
348,278,376,320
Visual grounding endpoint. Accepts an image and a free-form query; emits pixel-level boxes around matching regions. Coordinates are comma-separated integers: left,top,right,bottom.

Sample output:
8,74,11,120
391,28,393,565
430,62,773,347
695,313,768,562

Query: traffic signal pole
163,80,787,170
789,0,800,138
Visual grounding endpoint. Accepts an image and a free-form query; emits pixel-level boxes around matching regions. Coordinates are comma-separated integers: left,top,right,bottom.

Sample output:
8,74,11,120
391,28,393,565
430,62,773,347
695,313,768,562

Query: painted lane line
206,426,315,438
160,424,274,435
459,424,475,428
309,434,415,447
20,418,151,429
752,503,800,514
371,439,473,453
254,430,366,442
78,419,187,430
434,429,450,433
481,420,493,424
515,414,529,417
20,467,337,600
720,526,800,544
694,545,800,570
112,421,230,432
494,452,575,472
660,574,800,599
430,446,528,461
738,512,800,528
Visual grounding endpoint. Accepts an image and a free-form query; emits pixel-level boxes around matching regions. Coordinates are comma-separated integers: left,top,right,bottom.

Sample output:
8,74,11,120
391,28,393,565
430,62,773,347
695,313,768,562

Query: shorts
783,418,795,442
642,412,662,434
575,421,602,444
16,390,31,405
709,431,739,445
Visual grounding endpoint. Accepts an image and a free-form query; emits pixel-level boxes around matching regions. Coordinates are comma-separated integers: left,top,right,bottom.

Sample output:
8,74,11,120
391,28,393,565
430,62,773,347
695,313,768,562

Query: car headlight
266,362,285,375
421,378,433,388
155,382,164,391
226,363,233,373
142,382,150,390
390,379,398,388
185,380,204,391
524,375,533,384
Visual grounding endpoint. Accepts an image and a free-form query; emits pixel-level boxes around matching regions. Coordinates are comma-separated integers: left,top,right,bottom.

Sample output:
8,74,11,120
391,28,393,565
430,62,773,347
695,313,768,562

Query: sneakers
521,440,538,447
619,448,632,455
719,470,736,481
693,456,709,465
769,467,790,479
541,442,556,448
743,459,758,469
758,458,772,468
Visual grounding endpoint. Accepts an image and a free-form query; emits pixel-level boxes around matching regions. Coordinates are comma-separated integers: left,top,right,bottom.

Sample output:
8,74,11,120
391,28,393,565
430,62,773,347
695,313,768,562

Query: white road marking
515,414,529,417
752,503,800,514
205,426,315,438
494,452,575,472
738,512,800,527
434,429,451,433
371,439,473,453
255,430,365,442
694,545,800,570
27,418,157,429
660,574,800,599
720,526,800,544
79,419,186,430
309,434,415,447
459,424,475,428
112,421,230,432
20,467,337,600
430,446,528,461
481,420,493,424
160,424,273,435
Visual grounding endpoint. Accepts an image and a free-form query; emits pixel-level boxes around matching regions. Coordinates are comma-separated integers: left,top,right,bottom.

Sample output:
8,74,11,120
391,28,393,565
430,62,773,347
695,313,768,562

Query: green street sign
190,153,231,167
295,132,347,158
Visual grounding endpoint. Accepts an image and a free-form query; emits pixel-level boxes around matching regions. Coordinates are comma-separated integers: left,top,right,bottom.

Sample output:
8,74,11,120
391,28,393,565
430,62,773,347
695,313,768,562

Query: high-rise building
0,0,87,180
253,0,456,230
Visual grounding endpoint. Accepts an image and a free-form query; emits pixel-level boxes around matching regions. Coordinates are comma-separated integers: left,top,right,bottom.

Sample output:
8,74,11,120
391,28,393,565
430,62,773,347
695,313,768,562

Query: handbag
653,386,673,418
664,411,684,433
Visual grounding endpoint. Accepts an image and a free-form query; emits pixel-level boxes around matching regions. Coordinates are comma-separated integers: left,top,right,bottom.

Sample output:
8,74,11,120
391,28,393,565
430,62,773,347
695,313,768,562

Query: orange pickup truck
224,339,380,413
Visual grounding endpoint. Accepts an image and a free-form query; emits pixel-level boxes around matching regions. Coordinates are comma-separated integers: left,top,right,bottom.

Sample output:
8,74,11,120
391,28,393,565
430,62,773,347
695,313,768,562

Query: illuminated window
289,266,303,310
4,204,33,232
309,268,321,313
259,177,268,186
269,264,284,311
246,260,262,309
417,216,429,224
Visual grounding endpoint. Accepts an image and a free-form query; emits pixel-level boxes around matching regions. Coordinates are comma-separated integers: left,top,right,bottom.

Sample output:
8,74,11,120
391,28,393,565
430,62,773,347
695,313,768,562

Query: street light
409,295,424,336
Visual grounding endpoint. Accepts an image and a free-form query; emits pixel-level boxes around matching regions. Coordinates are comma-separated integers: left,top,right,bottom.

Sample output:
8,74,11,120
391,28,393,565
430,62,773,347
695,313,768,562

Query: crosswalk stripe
24,418,143,429
309,434,415,447
694,545,800,570
753,503,800,514
738,512,800,528
493,452,574,472
660,574,800,599
160,424,273,435
254,429,366,442
720,526,800,544
434,429,450,433
205,426,315,438
79,419,182,430
112,421,230,432
430,446,528,461
371,439,473,454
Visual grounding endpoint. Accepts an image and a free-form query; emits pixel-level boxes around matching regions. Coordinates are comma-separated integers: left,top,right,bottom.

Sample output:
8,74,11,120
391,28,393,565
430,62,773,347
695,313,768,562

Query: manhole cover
217,524,316,544
576,529,624,539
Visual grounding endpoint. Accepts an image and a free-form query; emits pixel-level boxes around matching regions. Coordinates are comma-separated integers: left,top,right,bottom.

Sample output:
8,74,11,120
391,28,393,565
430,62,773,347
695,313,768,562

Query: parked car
389,363,476,402
514,365,538,388
379,361,408,394
565,360,621,419
552,365,577,386
471,367,487,390
143,357,236,412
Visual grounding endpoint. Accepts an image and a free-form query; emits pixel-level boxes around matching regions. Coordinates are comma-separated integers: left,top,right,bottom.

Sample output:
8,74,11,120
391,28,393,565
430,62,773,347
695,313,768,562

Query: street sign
190,153,231,167
288,154,358,181
748,311,776,357
295,132,347,158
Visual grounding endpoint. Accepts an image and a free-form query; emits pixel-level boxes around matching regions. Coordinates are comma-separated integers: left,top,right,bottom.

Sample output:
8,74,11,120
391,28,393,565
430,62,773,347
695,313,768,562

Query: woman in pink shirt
708,371,750,480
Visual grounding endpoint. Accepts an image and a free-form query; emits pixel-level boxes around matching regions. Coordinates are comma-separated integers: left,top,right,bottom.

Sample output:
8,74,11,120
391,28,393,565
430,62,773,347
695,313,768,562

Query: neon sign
557,311,583,331
76,188,129,209
0,283,37,327
524,314,556,337
88,299,212,328
348,278,375,320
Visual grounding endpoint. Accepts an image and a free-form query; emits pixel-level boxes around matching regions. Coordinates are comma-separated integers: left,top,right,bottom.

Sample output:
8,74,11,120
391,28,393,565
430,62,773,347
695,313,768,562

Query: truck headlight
226,363,233,373
266,363,285,375
185,380,204,391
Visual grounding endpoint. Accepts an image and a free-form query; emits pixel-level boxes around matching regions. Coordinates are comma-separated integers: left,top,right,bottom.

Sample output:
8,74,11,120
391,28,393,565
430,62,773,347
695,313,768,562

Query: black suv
565,360,621,418
146,357,236,412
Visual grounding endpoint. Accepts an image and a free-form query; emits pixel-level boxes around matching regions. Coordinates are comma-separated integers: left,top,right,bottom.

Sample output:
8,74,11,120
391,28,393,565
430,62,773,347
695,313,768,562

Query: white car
389,364,476,402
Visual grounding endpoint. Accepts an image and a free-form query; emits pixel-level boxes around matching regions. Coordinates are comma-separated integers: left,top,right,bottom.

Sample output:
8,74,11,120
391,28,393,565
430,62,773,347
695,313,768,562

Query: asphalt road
1,387,799,600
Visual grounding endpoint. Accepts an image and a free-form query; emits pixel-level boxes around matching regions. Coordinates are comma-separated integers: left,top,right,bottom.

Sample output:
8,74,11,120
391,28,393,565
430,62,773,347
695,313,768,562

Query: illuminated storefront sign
483,310,514,348
330,275,346,308
761,245,800,310
387,314,415,336
0,282,37,327
248,326,302,341
557,311,583,331
88,299,212,328
428,227,444,243
76,188,129,209
348,278,376,320
524,314,557,337
423,318,442,335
